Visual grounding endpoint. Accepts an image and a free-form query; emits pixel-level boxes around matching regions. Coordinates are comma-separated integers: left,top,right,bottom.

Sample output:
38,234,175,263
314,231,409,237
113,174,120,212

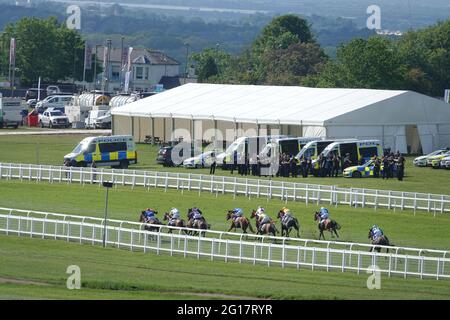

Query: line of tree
0,17,102,86
192,15,450,97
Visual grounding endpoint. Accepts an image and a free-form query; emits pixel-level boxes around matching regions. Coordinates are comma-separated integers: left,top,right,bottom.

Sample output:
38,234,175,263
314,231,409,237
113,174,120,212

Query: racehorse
163,212,187,234
277,210,300,237
139,210,164,241
250,209,278,237
186,208,210,236
226,210,255,234
368,229,393,253
313,211,341,240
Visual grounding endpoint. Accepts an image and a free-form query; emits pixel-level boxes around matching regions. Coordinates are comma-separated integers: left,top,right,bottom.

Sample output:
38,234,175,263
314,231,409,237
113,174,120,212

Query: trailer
0,95,23,129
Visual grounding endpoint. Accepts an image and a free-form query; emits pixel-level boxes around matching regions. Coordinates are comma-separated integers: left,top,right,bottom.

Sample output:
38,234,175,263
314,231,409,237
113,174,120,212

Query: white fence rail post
2,163,450,214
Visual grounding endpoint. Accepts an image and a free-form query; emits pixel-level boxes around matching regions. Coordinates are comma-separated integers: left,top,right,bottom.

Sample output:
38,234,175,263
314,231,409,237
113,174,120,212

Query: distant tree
191,48,231,83
0,17,102,86
254,14,315,53
261,42,328,85
397,20,450,96
311,37,405,89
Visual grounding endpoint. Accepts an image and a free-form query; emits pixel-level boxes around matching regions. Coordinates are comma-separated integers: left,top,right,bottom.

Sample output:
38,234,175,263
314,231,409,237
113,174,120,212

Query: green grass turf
1,180,450,250
0,134,449,195
1,234,450,300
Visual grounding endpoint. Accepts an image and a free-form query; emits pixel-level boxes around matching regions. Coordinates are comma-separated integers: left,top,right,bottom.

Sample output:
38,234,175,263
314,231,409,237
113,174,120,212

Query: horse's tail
334,221,341,230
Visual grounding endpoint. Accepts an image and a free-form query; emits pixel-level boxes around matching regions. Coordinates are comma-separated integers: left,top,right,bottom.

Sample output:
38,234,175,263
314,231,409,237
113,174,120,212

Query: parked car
39,109,70,128
156,142,196,167
94,110,111,129
428,150,450,168
85,110,108,129
440,156,450,169
46,85,62,95
182,149,221,168
25,88,47,101
413,149,448,167
35,95,73,112
343,159,385,178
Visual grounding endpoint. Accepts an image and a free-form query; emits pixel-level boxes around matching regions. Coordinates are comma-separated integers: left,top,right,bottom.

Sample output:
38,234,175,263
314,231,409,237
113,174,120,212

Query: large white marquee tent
111,83,450,154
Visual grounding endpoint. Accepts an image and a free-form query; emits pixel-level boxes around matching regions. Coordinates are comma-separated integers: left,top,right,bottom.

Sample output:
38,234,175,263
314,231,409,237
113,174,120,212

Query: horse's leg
334,229,339,238
227,223,234,232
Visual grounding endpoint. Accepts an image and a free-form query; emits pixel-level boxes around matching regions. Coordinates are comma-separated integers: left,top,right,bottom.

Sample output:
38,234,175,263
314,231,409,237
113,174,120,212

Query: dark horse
163,212,187,234
226,210,255,234
277,210,300,237
139,210,164,241
313,212,341,240
368,229,393,253
186,208,210,236
139,210,164,231
250,210,278,237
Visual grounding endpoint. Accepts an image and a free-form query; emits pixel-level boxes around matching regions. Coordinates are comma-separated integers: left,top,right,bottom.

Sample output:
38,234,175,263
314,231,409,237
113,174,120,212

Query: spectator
343,153,352,170
382,156,389,180
396,154,405,181
332,154,341,177
373,156,381,178
290,155,298,178
325,154,333,177
91,160,97,183
388,155,395,178
210,154,216,175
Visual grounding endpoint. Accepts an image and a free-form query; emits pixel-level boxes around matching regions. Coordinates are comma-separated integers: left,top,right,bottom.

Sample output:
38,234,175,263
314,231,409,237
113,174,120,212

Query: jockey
371,225,384,241
144,208,159,223
169,208,180,224
256,206,265,215
281,208,292,224
170,208,180,220
318,207,329,227
258,212,271,228
193,209,204,224
233,208,244,220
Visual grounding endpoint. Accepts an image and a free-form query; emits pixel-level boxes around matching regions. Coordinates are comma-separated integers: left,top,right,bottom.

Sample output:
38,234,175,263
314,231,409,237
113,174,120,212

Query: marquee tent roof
111,83,450,126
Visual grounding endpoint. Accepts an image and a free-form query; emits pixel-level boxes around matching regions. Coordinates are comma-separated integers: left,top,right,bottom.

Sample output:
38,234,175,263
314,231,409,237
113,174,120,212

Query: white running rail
0,208,449,280
0,162,449,214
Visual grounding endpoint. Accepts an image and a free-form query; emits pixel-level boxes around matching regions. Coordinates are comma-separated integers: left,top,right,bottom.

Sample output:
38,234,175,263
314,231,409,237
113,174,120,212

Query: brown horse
139,210,164,235
186,208,210,236
226,210,255,234
277,210,300,237
314,212,340,240
250,209,278,237
163,212,187,234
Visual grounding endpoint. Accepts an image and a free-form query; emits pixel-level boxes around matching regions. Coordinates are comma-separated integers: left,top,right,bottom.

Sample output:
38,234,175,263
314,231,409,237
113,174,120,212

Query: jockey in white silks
169,208,180,225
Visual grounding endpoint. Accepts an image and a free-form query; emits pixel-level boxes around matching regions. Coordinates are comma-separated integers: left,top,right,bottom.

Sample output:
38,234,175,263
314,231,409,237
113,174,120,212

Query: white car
39,110,70,128
440,156,450,169
413,149,447,167
182,150,221,168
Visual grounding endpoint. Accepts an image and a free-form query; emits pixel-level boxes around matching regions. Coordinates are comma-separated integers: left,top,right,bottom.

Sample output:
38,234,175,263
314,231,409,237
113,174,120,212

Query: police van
64,135,137,169
216,135,287,169
296,139,357,161
321,140,383,165
259,137,322,162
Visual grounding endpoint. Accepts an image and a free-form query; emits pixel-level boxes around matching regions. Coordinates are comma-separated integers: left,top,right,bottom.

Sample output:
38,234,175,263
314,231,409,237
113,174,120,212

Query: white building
111,83,450,154
95,47,180,93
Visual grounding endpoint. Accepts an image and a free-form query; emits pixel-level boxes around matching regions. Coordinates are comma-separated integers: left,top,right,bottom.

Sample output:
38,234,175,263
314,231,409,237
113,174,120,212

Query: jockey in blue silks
318,207,329,228
371,225,384,241
144,208,159,223
233,208,244,220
